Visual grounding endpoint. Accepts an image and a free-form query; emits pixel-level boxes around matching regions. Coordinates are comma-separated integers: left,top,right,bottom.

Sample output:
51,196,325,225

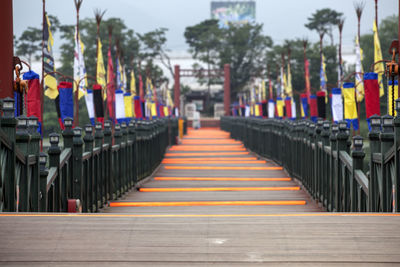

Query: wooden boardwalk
1,128,400,266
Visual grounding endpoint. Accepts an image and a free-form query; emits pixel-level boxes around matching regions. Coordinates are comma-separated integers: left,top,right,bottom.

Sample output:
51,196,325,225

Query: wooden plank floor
1,128,400,266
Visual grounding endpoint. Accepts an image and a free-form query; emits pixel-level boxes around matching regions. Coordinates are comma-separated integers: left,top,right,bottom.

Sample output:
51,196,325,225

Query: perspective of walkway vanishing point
1,127,400,266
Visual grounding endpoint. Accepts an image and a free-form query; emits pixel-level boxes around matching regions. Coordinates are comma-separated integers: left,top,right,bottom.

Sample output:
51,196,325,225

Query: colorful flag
115,89,126,123
316,91,326,119
73,27,87,100
96,38,107,98
331,88,343,123
23,71,42,133
355,37,364,102
106,45,115,121
300,93,308,118
43,13,58,99
343,82,359,130
373,21,384,97
85,89,95,125
93,84,104,124
309,95,318,123
276,97,284,118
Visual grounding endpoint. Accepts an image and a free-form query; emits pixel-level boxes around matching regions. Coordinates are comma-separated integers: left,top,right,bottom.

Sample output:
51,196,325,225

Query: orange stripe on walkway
154,177,292,181
163,157,258,161
169,147,246,151
165,166,283,170
162,160,266,164
139,187,300,192
109,200,306,207
165,152,249,156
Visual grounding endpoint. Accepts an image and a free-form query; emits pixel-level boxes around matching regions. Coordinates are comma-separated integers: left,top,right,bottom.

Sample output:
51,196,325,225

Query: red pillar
174,65,180,111
224,64,230,116
0,0,14,98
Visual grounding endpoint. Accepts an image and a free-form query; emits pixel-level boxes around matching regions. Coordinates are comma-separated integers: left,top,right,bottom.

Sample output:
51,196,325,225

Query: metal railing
0,97,181,212
221,114,400,212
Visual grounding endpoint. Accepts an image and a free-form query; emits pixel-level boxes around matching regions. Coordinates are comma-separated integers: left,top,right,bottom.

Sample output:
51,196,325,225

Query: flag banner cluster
43,14,58,99
23,71,42,134
331,88,343,123
343,82,359,131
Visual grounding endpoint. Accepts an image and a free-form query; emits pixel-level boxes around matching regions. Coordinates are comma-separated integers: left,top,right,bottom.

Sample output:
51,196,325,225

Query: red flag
107,48,115,121
364,72,380,118
284,97,292,118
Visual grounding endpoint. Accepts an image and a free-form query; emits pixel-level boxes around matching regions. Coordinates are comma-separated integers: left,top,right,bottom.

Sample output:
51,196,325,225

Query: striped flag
73,27,87,100
355,37,364,102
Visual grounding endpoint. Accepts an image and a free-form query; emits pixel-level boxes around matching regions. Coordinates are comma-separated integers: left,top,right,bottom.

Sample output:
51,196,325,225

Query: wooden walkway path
1,128,400,266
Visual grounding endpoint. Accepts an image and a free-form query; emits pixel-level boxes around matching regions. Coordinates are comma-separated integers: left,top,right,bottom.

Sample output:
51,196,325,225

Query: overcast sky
14,0,397,52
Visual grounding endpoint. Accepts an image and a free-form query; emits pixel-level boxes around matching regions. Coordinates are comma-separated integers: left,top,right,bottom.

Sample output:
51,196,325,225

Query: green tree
15,27,41,64
184,20,272,100
305,8,343,46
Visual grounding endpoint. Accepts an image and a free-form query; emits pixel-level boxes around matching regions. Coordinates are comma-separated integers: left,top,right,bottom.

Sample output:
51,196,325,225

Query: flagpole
375,0,378,29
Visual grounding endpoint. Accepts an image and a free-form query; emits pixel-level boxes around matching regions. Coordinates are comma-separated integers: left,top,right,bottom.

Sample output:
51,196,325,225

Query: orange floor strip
163,157,258,161
154,177,291,181
162,160,266,164
169,147,246,151
165,166,283,170
109,200,306,207
139,187,300,192
181,141,241,145
165,152,250,156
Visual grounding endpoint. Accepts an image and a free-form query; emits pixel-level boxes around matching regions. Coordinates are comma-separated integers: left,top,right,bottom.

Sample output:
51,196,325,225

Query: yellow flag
130,70,136,95
276,98,284,117
262,80,266,100
343,85,358,120
355,37,364,102
43,14,58,99
286,64,293,97
373,21,385,97
96,39,106,99
124,94,133,118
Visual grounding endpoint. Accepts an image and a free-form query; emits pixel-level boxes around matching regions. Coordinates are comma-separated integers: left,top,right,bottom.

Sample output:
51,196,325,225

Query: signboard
211,1,256,28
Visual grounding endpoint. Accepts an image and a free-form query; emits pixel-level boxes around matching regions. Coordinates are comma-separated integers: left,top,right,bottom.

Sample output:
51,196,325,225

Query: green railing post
320,121,331,207
380,115,394,212
121,122,128,193
114,123,122,197
15,115,30,212
335,121,349,212
62,117,74,149
329,124,339,211
393,99,400,211
103,120,113,201
94,122,104,148
368,115,381,212
128,120,137,186
83,124,94,212
72,127,83,205
48,133,61,212
351,136,365,212
83,124,94,152
28,116,40,212
39,152,48,212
